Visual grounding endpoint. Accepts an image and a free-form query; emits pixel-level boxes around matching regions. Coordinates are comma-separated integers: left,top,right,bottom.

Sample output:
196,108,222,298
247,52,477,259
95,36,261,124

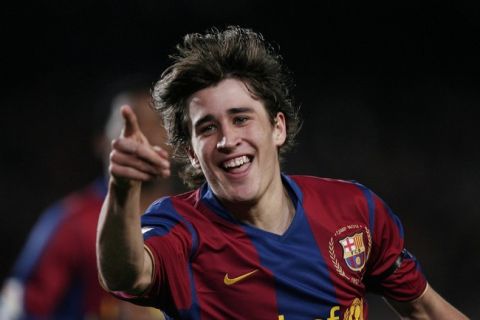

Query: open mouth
222,155,252,172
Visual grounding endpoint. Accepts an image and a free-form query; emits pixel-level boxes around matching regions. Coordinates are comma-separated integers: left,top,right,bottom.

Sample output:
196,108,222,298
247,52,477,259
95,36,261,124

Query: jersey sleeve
111,196,198,315
363,189,427,302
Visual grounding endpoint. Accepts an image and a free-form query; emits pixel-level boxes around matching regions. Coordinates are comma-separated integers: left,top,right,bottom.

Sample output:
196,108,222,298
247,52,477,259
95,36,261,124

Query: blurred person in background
0,75,177,319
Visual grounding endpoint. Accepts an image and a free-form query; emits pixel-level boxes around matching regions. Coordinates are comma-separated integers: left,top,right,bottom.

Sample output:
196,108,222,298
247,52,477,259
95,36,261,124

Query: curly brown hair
152,26,301,188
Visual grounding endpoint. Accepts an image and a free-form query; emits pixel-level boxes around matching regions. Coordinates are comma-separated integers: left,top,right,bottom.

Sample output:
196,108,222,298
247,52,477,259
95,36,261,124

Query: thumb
121,105,141,138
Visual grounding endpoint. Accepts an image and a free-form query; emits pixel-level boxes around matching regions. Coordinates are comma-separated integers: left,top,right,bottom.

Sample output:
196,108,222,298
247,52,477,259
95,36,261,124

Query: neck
224,174,295,235
140,178,176,212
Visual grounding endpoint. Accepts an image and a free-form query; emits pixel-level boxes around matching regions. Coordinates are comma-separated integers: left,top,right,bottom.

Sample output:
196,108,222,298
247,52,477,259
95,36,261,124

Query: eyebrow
193,107,254,130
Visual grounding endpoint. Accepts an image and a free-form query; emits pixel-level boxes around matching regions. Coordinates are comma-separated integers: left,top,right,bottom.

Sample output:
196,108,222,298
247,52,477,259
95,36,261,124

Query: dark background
1,1,479,318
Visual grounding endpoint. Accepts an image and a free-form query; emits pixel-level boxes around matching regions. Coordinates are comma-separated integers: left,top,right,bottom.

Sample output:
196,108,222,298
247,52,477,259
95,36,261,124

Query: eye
198,123,217,135
233,116,249,125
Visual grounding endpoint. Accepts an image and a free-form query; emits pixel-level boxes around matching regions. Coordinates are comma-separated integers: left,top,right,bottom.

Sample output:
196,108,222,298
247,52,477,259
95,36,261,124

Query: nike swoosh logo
224,269,258,286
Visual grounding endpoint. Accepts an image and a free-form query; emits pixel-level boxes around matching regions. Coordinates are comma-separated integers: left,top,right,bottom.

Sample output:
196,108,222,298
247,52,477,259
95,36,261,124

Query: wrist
109,177,142,207
110,176,141,191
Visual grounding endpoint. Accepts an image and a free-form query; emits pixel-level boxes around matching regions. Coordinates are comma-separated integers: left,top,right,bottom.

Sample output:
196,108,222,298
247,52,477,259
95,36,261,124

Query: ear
187,146,201,169
273,112,287,147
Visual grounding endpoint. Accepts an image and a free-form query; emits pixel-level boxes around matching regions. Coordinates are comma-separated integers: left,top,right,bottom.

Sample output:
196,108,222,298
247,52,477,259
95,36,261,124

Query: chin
224,184,258,204
209,172,260,203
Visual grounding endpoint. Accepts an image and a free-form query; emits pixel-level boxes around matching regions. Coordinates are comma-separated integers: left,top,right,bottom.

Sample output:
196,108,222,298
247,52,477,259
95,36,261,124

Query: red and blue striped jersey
4,179,109,319
4,179,161,319
122,174,427,319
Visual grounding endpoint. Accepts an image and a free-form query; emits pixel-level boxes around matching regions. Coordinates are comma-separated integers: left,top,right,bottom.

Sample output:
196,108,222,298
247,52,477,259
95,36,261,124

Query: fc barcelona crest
339,233,366,271
329,224,371,285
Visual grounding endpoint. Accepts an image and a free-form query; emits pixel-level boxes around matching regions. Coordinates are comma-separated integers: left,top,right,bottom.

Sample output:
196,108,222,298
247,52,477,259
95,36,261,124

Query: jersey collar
199,173,303,224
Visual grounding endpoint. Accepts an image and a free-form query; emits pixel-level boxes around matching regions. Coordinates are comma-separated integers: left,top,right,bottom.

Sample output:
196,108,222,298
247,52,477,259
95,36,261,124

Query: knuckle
109,164,120,175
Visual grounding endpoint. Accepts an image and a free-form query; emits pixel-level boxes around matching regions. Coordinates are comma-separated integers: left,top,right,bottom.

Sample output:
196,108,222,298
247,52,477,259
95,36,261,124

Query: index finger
121,105,141,138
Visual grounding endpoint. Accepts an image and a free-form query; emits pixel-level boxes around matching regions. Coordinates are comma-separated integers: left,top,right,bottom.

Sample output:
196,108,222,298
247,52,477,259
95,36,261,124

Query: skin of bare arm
96,105,170,294
387,284,470,320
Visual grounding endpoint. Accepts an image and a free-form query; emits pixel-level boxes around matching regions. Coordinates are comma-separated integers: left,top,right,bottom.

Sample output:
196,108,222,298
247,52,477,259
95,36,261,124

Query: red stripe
188,200,278,319
291,176,369,309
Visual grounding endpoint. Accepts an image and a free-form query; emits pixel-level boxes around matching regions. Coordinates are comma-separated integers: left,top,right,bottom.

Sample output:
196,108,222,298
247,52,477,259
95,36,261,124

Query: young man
97,27,468,319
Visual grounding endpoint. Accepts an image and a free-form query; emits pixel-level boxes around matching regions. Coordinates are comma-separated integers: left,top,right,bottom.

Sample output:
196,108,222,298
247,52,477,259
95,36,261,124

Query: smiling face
187,78,287,207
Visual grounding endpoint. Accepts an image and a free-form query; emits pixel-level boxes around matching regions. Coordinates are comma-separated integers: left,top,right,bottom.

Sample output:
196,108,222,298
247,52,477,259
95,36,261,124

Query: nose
216,126,239,151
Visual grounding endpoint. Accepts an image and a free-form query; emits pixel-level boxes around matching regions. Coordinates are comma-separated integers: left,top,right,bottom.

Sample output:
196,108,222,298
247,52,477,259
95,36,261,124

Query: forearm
96,179,150,293
388,284,469,320
96,105,168,294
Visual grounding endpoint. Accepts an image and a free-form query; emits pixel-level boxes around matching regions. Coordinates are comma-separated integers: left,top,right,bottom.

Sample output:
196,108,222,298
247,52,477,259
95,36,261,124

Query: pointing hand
109,105,170,187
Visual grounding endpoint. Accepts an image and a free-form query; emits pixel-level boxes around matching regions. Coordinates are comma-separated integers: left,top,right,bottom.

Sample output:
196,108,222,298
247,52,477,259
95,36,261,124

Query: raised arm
96,105,170,294
387,284,469,320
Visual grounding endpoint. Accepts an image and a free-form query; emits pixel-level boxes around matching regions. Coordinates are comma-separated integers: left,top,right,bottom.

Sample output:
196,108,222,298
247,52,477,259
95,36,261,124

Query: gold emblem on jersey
339,233,366,272
329,224,371,285
224,269,258,286
343,298,363,320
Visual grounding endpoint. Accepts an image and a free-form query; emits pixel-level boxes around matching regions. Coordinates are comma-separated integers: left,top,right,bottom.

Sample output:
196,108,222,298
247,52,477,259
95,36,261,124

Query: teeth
223,156,250,169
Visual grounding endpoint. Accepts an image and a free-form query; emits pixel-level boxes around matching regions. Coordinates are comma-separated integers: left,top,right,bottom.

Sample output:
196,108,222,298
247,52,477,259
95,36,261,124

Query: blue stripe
93,176,108,198
12,179,107,281
353,182,405,240
12,202,67,281
178,260,201,320
353,182,376,239
282,174,303,203
53,277,84,320
141,198,200,319
383,200,405,239
200,184,238,223
242,177,339,319
143,198,199,258
142,198,182,238
186,223,199,260
21,278,84,320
